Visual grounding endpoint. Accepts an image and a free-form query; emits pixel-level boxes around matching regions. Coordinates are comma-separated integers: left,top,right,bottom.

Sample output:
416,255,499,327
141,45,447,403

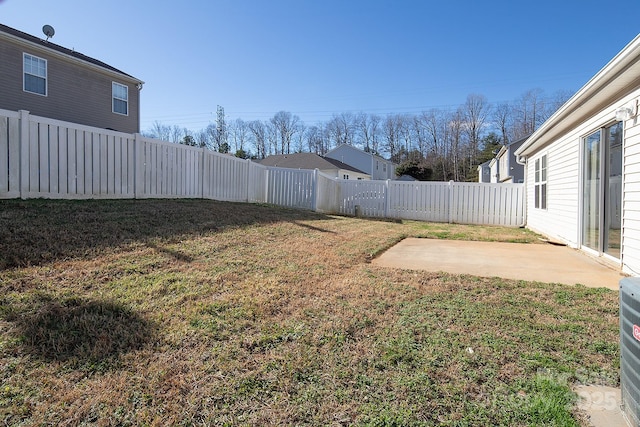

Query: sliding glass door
581,122,623,258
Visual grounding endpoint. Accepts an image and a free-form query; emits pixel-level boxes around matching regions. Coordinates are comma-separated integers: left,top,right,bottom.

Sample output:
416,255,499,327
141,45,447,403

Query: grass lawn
0,199,619,426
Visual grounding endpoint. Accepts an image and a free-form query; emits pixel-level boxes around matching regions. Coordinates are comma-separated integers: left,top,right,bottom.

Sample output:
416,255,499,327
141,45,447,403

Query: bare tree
266,121,278,156
512,88,545,139
305,124,331,155
205,123,224,152
149,121,172,141
248,120,267,159
270,111,300,154
195,129,208,148
294,122,306,153
543,89,573,122
170,125,184,144
493,102,511,145
448,109,465,181
326,112,356,147
398,114,414,160
229,118,250,155
463,94,490,170
382,114,402,161
355,112,382,153
411,114,429,159
305,125,321,154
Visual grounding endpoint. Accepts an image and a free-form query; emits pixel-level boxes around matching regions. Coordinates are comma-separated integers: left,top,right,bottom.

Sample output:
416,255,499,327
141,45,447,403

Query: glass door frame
579,120,624,262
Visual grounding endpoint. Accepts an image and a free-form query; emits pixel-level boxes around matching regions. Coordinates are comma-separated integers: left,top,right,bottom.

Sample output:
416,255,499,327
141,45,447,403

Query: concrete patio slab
372,238,626,290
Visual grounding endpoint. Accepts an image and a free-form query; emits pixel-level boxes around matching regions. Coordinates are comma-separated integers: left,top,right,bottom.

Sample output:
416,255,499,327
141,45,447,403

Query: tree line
145,88,571,181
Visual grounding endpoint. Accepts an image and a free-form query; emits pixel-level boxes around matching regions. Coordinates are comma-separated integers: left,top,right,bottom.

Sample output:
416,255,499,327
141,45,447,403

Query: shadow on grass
0,198,333,269
3,293,155,368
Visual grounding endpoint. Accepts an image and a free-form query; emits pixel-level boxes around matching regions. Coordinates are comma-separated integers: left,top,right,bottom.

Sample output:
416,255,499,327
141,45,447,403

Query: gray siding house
495,136,527,183
0,23,143,133
325,144,396,180
477,160,491,183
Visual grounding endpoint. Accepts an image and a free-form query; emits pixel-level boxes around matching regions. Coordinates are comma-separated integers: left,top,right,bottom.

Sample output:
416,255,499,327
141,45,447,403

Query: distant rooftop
259,153,368,174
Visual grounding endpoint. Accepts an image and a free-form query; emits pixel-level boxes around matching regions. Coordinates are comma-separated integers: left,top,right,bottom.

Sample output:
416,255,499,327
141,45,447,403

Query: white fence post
18,110,30,200
312,169,318,211
385,179,390,218
448,180,455,224
200,146,205,199
245,158,251,202
133,133,143,199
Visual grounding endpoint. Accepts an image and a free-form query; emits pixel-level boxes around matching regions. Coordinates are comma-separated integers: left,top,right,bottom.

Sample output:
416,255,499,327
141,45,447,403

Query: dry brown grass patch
0,199,618,426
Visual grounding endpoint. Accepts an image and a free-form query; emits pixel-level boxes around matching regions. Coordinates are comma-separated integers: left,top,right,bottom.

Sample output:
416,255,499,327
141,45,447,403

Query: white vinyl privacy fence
0,109,525,226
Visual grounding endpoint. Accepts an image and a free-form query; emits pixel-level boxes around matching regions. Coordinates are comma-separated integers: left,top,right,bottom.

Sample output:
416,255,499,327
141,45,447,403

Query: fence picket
0,116,8,194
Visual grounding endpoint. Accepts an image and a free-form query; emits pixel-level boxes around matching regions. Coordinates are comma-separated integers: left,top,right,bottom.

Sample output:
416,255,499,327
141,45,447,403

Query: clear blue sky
3,0,640,133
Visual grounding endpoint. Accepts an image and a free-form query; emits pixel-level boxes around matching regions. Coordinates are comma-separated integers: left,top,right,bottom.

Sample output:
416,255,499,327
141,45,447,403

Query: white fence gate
0,109,525,226
322,179,525,226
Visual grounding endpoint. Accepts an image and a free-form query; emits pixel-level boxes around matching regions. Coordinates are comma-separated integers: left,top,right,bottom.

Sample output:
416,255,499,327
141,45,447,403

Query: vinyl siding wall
526,128,580,246
621,93,640,275
0,37,139,133
325,145,394,180
526,90,640,275
498,152,509,182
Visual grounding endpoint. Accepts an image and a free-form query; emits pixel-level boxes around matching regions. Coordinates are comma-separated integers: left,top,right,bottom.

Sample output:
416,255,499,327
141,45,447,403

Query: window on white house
343,174,349,179
112,82,128,115
23,53,47,96
383,163,387,172
534,154,547,209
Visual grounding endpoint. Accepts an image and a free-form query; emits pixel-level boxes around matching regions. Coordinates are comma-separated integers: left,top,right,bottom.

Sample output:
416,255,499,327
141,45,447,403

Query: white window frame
534,154,547,209
23,53,47,96
112,82,129,116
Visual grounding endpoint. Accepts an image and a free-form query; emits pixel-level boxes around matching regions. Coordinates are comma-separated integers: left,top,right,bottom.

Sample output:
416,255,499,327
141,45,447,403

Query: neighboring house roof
259,153,368,174
515,34,640,159
0,23,142,84
496,135,529,160
477,160,491,171
326,144,396,165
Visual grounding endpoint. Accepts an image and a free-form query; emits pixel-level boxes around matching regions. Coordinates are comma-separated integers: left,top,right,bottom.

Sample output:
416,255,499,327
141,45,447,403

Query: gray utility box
620,277,640,427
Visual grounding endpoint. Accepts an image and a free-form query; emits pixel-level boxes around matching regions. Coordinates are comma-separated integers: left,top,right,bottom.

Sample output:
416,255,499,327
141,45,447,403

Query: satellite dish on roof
42,25,55,41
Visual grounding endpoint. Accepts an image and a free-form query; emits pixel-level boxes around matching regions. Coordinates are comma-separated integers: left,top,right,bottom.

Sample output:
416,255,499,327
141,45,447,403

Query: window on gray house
112,82,128,115
23,53,47,96
534,154,547,209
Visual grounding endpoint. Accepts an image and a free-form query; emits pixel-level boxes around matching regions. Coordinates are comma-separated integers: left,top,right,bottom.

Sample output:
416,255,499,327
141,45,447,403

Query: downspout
136,82,144,133
515,154,527,227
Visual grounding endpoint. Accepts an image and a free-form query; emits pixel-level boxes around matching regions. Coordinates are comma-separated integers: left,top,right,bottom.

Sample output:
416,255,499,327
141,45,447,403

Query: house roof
258,153,368,174
477,160,491,170
515,34,640,159
0,23,143,84
496,135,530,159
326,144,396,165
